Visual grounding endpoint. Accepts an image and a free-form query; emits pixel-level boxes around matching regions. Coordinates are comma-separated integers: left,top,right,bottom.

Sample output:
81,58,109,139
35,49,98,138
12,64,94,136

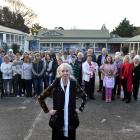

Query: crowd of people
36,47,140,140
0,47,140,104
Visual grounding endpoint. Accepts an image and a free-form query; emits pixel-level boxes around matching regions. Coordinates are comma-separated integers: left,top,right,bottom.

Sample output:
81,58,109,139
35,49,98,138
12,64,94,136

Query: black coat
133,63,140,82
97,54,108,67
38,78,87,129
32,60,45,79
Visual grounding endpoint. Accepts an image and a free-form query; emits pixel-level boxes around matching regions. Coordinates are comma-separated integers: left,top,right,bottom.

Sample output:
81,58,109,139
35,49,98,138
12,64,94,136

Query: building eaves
108,37,130,43
126,35,140,42
0,25,28,35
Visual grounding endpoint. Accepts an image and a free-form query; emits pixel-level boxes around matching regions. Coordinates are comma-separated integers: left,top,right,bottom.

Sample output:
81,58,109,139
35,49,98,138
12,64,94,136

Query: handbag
70,111,80,129
49,111,63,130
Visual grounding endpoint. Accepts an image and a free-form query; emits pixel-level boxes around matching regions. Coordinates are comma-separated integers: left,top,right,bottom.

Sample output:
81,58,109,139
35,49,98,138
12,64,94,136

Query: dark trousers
24,79,32,97
113,76,121,98
102,87,105,100
121,79,127,99
84,77,95,99
13,74,22,96
133,80,140,100
52,129,76,140
121,79,132,102
21,79,25,95
33,78,43,96
98,71,103,91
0,79,4,97
44,75,53,89
3,79,13,95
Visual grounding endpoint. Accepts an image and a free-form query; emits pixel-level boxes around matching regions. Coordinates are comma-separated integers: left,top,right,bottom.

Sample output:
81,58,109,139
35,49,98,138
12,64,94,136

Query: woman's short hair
134,55,140,62
115,52,121,56
115,54,122,60
77,52,84,58
56,63,75,80
35,53,40,57
45,53,52,59
3,55,10,61
123,55,130,63
24,55,31,63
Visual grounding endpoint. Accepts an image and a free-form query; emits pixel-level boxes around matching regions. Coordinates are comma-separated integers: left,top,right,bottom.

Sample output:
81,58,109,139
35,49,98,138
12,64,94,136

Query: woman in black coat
132,55,140,100
38,63,87,140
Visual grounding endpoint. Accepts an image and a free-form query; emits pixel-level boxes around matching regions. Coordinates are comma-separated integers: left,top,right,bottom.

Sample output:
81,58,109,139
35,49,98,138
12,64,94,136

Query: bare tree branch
4,0,37,25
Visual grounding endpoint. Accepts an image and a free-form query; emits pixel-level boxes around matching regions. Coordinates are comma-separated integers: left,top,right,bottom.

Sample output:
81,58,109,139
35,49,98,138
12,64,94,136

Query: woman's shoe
126,100,131,103
122,98,126,101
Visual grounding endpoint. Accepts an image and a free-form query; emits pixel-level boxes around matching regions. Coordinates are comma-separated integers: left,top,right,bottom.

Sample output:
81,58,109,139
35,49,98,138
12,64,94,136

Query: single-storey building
0,25,29,52
1,25,139,54
125,35,140,54
29,28,138,54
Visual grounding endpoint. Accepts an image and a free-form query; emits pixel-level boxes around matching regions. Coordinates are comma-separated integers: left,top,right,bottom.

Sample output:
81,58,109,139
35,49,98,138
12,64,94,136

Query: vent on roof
42,31,63,36
101,24,107,30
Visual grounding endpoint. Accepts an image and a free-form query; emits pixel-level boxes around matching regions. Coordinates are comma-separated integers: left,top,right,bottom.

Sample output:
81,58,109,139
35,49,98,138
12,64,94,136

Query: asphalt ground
0,80,140,140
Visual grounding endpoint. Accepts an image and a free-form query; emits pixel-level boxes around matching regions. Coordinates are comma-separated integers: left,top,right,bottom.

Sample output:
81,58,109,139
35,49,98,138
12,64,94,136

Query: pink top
100,63,117,80
89,63,94,78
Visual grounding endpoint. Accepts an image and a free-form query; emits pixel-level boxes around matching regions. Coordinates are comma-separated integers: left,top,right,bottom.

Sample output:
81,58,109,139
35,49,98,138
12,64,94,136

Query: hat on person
9,49,13,52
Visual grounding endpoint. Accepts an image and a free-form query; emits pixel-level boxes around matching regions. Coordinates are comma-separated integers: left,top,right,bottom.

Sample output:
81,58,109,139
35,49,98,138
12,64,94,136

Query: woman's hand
75,108,81,114
48,110,57,116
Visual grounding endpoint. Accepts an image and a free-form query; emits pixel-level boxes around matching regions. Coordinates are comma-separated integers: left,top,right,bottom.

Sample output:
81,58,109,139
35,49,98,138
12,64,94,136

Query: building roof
37,29,110,39
0,25,27,35
108,37,129,43
126,35,140,42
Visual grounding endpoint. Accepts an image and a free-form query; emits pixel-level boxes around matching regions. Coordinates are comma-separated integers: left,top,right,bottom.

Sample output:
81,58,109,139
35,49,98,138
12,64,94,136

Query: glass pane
0,33,3,41
15,35,18,42
11,34,14,42
6,34,10,42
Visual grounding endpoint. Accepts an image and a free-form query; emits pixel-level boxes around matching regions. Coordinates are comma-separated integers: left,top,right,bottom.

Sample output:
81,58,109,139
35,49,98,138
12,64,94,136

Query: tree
11,43,20,54
1,42,8,53
112,18,137,37
0,7,13,27
30,23,43,35
4,0,37,25
121,45,129,55
133,27,140,36
0,6,30,33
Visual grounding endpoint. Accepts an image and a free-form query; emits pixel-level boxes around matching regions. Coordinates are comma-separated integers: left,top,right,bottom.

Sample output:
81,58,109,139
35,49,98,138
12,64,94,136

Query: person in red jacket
120,55,133,103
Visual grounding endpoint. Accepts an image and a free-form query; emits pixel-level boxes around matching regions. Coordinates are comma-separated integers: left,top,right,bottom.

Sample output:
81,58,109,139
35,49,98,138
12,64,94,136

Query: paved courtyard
0,81,140,140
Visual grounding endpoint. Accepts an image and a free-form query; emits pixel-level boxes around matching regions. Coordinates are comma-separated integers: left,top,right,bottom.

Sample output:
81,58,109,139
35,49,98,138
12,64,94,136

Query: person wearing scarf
38,63,87,140
132,55,140,100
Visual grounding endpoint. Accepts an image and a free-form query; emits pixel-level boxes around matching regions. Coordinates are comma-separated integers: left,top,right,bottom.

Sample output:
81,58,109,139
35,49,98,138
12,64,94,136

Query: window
22,36,25,44
15,35,18,43
11,34,14,43
0,33,3,41
6,34,10,42
19,36,21,44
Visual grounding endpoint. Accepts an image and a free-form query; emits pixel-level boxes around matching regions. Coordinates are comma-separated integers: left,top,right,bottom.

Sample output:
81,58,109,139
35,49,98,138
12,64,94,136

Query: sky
1,0,140,31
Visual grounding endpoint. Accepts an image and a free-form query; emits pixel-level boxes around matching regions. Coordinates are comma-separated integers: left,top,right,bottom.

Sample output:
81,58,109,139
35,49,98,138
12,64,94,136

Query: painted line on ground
23,110,43,140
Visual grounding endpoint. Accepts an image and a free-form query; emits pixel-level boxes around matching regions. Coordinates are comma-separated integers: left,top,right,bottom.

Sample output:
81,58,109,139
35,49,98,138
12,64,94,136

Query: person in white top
1,55,13,96
21,55,32,97
12,53,23,97
82,55,98,100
